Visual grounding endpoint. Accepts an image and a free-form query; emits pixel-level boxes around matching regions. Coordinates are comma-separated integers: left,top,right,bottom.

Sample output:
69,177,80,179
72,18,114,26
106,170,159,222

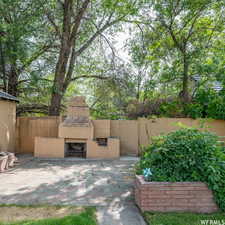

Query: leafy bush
136,128,225,211
124,88,225,119
184,103,204,119
126,97,178,119
159,100,184,117
185,89,225,120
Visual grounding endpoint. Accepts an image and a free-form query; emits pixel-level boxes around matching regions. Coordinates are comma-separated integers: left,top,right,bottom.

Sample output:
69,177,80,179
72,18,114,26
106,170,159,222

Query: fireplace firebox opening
65,142,86,158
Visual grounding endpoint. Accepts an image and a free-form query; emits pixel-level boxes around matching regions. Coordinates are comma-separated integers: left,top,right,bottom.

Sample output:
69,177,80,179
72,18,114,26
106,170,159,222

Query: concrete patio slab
0,155,146,225
97,203,146,225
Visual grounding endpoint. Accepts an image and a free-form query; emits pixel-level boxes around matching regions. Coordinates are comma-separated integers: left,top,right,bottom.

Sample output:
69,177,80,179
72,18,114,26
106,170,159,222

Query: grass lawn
0,205,97,225
144,212,225,225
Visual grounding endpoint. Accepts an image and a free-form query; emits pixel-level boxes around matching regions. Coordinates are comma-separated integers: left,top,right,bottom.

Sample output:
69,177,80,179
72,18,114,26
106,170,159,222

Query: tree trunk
0,40,7,92
180,54,190,103
49,61,71,116
49,56,70,115
48,0,73,116
8,64,18,97
49,90,63,116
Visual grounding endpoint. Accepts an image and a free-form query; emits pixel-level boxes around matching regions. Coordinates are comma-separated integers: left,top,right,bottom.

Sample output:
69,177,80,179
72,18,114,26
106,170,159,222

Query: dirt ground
0,205,84,222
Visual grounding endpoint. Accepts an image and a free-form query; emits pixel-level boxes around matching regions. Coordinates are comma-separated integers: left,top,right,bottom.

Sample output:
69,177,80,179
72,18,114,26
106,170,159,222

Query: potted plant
6,152,17,167
0,152,8,172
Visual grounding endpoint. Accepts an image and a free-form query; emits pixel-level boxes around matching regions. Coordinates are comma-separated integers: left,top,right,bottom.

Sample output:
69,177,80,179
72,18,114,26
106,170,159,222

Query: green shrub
137,128,225,211
159,100,183,117
184,103,204,119
185,89,225,120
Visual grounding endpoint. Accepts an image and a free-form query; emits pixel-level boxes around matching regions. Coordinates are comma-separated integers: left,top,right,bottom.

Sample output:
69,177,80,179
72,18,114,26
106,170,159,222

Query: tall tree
47,0,140,115
130,0,224,102
0,0,51,96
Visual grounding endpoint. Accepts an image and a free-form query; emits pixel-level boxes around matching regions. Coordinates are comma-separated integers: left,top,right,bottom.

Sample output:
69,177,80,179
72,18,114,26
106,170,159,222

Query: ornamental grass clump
136,128,225,211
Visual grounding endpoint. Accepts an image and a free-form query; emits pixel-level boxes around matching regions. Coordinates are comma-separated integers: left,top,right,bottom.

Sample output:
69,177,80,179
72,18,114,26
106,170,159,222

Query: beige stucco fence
16,117,61,154
16,117,225,155
0,101,16,152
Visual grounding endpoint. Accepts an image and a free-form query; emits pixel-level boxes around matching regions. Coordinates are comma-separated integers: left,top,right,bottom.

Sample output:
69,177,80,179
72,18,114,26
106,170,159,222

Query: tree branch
17,78,53,84
46,11,62,39
185,4,207,43
18,44,52,74
16,104,49,115
75,18,121,57
70,0,91,43
71,75,111,81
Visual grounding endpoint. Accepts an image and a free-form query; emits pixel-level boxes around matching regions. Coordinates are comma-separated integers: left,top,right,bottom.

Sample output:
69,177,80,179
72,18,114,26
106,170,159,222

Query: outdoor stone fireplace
34,96,120,159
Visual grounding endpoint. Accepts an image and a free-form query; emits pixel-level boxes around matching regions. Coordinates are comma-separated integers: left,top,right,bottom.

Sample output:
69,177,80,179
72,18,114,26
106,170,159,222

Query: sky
114,30,131,62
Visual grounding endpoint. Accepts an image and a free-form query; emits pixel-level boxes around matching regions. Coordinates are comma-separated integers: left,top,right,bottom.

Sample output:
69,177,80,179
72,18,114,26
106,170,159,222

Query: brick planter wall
135,175,218,213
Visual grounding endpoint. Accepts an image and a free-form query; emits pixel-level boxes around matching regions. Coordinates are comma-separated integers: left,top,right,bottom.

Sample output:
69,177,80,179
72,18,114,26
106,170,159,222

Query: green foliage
159,100,183,117
185,89,225,120
184,103,204,119
137,128,225,211
144,212,225,225
128,0,224,108
0,0,224,118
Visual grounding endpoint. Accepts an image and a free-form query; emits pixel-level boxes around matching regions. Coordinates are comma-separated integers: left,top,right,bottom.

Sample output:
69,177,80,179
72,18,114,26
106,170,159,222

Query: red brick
135,175,219,213
165,190,190,195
